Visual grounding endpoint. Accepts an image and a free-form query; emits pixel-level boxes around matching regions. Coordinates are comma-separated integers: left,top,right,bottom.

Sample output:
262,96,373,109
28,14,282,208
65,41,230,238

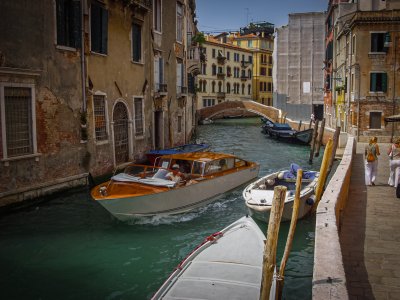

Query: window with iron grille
2,86,35,157
134,98,144,136
371,33,385,53
370,72,387,92
56,0,81,48
93,94,108,141
91,1,108,54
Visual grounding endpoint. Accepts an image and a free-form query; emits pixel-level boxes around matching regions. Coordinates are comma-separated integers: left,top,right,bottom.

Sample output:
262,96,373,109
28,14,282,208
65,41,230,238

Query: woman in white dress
365,137,380,186
387,137,400,187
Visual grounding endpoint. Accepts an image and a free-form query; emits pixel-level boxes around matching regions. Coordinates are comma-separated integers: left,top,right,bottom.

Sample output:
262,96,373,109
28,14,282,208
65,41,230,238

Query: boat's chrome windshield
111,165,177,187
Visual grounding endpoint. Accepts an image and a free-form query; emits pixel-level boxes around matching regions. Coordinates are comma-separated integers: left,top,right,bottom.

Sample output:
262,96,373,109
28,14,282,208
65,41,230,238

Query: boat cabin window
159,158,171,169
234,158,247,168
204,158,234,175
192,161,204,176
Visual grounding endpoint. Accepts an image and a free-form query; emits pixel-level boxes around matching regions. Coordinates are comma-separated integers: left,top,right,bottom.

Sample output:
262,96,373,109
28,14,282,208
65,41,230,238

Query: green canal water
0,118,324,299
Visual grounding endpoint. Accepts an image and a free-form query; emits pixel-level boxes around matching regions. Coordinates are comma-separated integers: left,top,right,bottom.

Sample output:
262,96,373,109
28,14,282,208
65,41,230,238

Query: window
227,66,231,77
134,98,144,136
241,84,245,94
1,84,37,158
268,82,272,92
227,83,230,93
56,0,81,48
371,32,385,52
248,56,252,63
154,55,164,91
93,94,108,141
203,80,207,92
132,23,142,62
269,56,272,64
248,84,251,95
260,67,266,76
248,40,253,48
176,2,183,42
248,69,252,78
218,81,222,93
369,112,382,129
370,72,387,92
227,51,230,60
178,116,182,133
212,49,216,58
176,62,184,94
153,0,162,32
212,64,217,76
212,81,215,93
91,1,108,54
201,63,207,75
268,68,272,76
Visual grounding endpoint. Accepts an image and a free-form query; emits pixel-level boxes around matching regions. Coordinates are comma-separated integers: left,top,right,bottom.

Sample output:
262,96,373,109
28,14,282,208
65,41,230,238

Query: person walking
365,136,380,186
388,137,400,187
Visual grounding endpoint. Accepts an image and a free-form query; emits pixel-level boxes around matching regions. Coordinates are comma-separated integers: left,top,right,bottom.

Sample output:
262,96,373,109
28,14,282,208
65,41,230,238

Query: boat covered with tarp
151,216,276,300
261,120,313,145
243,163,319,223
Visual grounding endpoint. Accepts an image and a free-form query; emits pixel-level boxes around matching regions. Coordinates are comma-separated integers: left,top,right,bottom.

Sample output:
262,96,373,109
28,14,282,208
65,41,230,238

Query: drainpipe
80,0,87,113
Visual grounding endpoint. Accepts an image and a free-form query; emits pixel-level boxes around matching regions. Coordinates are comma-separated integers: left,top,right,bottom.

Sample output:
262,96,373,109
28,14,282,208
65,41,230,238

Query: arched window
248,69,252,78
203,80,207,92
227,66,232,77
227,82,231,94
218,81,222,92
248,84,251,95
212,81,216,93
212,64,217,76
241,83,245,94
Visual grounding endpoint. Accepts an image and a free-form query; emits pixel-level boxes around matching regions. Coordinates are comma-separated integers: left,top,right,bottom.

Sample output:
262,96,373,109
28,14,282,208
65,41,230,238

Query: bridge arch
198,100,281,123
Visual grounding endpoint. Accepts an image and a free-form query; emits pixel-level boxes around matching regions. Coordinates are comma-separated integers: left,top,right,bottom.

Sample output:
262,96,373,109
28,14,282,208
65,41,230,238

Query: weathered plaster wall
0,1,87,202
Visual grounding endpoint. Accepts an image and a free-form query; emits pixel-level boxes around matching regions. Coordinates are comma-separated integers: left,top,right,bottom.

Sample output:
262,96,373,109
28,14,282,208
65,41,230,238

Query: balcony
241,60,251,68
217,72,225,79
155,83,167,96
132,0,152,11
240,75,248,81
177,86,187,98
217,56,227,65
217,92,226,99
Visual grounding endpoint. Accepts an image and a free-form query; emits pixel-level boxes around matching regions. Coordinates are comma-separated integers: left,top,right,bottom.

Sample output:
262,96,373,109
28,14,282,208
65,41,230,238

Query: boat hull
97,165,259,221
243,170,318,223
152,216,276,300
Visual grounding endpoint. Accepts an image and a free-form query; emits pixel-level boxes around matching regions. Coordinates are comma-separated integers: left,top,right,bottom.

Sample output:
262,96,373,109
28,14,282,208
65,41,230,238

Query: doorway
154,110,163,149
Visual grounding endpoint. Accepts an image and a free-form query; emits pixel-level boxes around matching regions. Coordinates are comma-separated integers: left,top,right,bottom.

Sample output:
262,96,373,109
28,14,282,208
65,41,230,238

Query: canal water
0,118,324,300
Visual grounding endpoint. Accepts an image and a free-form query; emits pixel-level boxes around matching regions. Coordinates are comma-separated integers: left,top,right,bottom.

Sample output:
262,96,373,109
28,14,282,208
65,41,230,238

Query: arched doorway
113,102,129,164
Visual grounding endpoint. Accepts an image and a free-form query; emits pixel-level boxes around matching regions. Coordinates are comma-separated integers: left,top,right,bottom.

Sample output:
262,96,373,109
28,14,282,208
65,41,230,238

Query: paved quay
340,142,400,300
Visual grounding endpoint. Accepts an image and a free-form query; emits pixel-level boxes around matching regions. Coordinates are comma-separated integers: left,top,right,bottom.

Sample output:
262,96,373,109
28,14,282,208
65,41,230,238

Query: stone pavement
340,142,400,300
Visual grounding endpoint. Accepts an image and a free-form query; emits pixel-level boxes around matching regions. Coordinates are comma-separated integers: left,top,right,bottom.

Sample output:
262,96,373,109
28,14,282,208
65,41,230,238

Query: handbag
366,148,375,162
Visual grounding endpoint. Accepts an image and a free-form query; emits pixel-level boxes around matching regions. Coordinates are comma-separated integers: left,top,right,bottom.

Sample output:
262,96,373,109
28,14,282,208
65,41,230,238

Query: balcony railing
155,83,167,95
217,92,226,99
217,72,225,79
241,60,251,68
217,56,227,64
132,0,152,11
177,86,187,96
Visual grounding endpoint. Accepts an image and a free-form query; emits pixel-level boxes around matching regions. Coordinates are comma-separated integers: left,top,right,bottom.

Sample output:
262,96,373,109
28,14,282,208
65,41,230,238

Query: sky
196,0,327,33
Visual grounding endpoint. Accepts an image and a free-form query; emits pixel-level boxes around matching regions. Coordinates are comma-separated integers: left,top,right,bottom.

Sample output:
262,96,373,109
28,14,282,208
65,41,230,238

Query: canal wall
312,136,356,300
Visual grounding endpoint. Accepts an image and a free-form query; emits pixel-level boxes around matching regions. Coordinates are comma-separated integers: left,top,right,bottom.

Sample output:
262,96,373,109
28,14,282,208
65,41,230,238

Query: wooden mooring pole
314,118,326,157
298,120,302,131
260,186,286,300
327,127,341,175
312,138,333,213
308,119,319,164
276,170,302,300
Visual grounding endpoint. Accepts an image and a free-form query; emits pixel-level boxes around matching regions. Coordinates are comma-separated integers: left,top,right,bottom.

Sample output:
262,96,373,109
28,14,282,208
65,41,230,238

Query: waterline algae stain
0,118,323,299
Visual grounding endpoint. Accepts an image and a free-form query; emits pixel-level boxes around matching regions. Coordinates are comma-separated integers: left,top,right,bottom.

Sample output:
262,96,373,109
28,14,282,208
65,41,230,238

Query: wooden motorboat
91,152,260,221
243,164,319,223
151,216,276,300
261,120,313,145
146,143,210,165
199,118,214,125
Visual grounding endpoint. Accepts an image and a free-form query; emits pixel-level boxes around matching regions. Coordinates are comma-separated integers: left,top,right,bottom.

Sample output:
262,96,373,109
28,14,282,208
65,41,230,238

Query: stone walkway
340,143,400,300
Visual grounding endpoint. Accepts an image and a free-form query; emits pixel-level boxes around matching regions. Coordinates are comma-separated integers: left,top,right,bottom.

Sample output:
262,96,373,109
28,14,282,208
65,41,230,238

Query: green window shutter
370,73,376,92
382,73,387,92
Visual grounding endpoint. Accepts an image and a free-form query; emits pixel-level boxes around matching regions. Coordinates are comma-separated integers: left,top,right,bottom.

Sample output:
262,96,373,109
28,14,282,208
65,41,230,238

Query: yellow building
232,23,274,105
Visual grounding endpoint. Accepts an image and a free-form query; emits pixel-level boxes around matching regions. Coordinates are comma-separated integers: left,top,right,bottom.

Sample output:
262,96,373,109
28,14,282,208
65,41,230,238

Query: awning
385,114,400,123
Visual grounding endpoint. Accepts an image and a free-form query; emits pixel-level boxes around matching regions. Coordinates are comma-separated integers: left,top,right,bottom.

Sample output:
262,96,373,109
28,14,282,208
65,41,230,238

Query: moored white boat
243,164,319,223
91,152,259,221
151,216,276,300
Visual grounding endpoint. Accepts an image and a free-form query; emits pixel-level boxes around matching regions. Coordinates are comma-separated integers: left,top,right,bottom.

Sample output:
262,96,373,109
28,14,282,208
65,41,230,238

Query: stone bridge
198,100,281,122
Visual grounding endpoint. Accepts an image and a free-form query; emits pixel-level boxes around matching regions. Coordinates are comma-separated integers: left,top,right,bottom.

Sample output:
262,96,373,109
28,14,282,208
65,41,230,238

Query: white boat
200,118,214,125
243,164,319,223
91,152,259,221
151,216,276,300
